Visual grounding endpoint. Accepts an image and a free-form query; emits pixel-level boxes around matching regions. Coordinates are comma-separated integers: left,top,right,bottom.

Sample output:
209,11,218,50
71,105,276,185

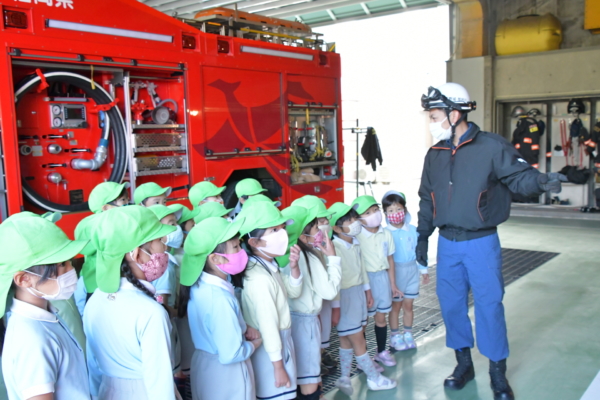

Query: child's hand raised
289,244,301,270
319,231,336,257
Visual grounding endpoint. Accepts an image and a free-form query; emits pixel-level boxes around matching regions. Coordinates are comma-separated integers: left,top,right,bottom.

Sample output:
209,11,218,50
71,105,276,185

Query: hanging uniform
512,116,543,168
241,256,302,400
2,299,91,400
188,272,256,400
84,278,175,400
282,252,341,385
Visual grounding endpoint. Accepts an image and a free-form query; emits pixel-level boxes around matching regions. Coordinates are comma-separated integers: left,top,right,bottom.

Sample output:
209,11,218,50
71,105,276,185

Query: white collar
167,252,179,266
254,256,279,273
385,224,410,232
333,236,359,249
360,225,383,237
10,298,57,323
119,277,157,295
200,272,234,295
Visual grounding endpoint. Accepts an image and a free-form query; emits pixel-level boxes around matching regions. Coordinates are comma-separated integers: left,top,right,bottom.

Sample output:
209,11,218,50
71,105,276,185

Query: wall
484,0,600,54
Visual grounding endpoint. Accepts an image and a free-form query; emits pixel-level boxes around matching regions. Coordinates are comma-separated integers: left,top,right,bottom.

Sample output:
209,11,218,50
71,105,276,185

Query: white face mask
318,224,331,234
360,210,383,229
162,225,184,249
27,268,78,300
429,117,452,142
340,220,362,237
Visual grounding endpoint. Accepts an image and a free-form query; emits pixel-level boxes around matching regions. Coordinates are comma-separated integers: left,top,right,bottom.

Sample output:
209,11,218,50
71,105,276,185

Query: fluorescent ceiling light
240,46,313,61
47,20,173,43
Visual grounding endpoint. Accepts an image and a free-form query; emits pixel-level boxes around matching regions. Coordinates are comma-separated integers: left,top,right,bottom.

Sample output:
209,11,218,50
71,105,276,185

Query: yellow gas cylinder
495,13,562,56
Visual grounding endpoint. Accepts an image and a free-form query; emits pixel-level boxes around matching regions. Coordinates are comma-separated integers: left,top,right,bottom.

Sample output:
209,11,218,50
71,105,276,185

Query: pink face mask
387,210,405,225
214,249,249,275
254,228,289,257
305,229,325,249
133,249,169,282
360,210,383,228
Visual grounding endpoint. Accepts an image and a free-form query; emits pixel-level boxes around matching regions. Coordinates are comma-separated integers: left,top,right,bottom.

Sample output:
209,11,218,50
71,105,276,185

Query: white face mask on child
341,220,362,237
27,268,78,300
360,210,382,228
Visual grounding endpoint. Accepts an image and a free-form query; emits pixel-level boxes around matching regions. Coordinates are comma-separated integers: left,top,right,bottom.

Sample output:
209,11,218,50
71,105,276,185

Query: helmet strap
445,109,468,143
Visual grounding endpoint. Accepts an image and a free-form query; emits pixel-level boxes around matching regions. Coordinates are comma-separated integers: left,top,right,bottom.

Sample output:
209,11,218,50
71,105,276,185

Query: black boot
444,347,475,390
490,359,514,400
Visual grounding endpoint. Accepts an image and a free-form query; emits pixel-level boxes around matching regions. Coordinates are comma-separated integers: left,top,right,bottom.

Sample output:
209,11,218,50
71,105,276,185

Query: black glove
538,172,568,193
416,240,428,267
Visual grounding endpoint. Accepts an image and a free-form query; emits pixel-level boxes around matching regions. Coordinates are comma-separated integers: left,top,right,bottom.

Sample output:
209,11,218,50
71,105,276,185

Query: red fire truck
0,0,344,235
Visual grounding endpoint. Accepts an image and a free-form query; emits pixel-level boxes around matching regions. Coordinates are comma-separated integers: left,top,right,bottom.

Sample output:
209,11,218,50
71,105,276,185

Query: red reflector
4,10,27,29
182,34,196,49
217,40,230,54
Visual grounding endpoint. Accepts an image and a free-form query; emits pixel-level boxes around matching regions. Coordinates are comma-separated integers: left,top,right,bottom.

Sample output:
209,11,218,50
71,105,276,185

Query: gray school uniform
393,260,421,301
367,270,393,315
251,329,297,400
337,284,368,336
291,312,322,385
191,351,255,400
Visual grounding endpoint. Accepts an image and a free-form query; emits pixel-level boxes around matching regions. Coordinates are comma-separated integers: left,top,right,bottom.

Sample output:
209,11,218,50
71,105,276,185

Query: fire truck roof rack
179,7,325,50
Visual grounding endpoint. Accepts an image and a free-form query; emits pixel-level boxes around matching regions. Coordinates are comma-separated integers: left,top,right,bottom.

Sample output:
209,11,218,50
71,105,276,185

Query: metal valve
47,144,62,154
47,172,63,185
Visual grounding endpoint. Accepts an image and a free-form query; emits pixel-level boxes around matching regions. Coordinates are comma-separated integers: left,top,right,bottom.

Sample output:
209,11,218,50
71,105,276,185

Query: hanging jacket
360,127,382,171
417,123,544,242
511,116,543,168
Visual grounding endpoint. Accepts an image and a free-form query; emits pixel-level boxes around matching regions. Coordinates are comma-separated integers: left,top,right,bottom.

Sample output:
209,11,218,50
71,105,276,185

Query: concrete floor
326,216,600,400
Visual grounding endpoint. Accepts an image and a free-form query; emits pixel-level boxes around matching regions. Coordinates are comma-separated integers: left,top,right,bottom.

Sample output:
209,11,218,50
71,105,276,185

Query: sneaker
374,350,397,367
335,376,354,396
357,358,384,373
367,374,397,391
391,334,408,351
404,332,416,349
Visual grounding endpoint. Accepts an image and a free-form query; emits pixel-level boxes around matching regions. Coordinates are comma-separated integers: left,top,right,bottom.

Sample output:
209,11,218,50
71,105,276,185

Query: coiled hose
15,71,128,213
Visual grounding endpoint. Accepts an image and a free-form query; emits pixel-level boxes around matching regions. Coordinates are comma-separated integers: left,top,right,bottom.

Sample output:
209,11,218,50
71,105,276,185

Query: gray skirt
337,284,368,336
191,349,255,400
291,312,322,385
393,260,421,301
251,328,297,400
319,300,332,349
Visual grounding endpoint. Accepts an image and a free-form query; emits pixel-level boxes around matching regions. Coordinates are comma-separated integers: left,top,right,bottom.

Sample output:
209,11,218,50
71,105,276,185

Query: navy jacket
417,123,543,242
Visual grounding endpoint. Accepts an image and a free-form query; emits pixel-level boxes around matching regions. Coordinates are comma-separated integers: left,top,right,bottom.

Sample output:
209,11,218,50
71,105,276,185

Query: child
329,202,397,394
351,195,402,367
134,182,172,206
83,206,179,400
75,181,131,316
281,205,342,399
188,181,225,208
237,201,302,400
180,216,262,400
148,204,185,311
194,201,233,224
0,212,90,399
383,191,430,351
235,178,267,205
291,195,339,370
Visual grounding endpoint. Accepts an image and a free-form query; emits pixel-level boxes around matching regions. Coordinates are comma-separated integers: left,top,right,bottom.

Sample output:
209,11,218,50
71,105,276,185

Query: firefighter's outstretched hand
538,172,569,193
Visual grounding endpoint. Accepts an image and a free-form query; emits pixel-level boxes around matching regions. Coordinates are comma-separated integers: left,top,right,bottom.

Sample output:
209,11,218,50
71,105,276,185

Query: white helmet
421,82,476,112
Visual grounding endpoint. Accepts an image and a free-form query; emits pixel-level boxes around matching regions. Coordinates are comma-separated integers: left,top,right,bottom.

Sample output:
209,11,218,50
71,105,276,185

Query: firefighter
417,83,566,400
511,106,543,169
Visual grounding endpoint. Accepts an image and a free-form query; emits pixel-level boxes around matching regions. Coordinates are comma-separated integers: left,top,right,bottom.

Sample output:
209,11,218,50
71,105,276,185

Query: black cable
15,71,128,213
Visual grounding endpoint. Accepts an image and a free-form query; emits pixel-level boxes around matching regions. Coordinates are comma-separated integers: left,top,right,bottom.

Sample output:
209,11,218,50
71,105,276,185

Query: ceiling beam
262,0,370,18
326,9,337,20
399,0,407,8
243,0,311,14
360,2,371,14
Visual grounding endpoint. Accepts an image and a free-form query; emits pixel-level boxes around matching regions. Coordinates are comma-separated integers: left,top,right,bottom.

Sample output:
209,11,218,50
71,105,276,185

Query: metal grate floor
321,248,559,394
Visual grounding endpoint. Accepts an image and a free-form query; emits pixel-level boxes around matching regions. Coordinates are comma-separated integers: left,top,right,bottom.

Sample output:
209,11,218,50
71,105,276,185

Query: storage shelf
132,124,186,130
296,160,336,168
136,168,187,177
134,146,186,153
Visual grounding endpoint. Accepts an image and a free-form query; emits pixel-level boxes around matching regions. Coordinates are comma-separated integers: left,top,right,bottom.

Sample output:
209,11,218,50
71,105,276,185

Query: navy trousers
436,233,509,362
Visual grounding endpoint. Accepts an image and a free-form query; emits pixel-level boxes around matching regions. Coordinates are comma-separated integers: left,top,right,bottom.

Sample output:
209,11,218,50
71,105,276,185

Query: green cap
351,195,379,215
90,206,176,293
0,212,88,316
189,182,225,208
243,194,281,208
75,213,101,292
292,195,332,219
134,182,172,205
178,205,200,225
238,202,294,237
194,202,232,224
235,178,266,198
275,205,319,267
148,204,184,222
181,216,245,286
328,202,358,227
89,182,130,213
